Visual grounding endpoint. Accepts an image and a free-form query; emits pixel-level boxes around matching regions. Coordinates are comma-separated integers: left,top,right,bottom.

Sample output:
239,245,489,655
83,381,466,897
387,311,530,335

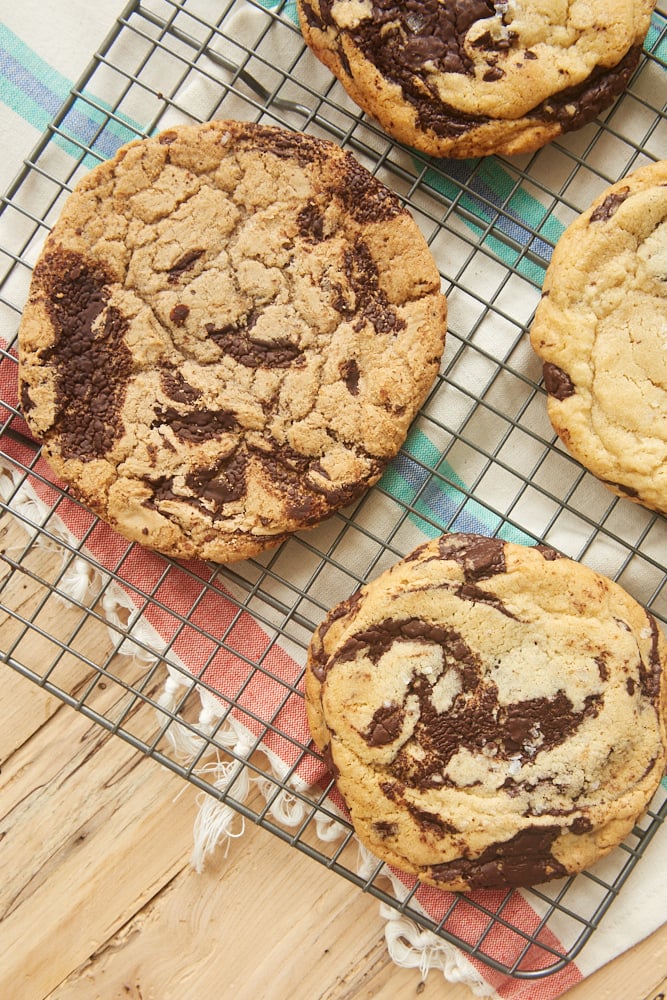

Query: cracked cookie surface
297,0,655,158
530,159,667,514
305,532,667,890
18,120,447,562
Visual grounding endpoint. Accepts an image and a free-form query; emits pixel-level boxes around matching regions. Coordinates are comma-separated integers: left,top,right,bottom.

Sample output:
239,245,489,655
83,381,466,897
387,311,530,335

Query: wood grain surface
1,520,667,1000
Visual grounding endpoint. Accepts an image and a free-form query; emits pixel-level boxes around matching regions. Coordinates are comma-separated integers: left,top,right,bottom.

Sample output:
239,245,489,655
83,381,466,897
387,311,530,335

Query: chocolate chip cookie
530,159,667,514
305,532,667,890
296,1,655,158
18,120,447,562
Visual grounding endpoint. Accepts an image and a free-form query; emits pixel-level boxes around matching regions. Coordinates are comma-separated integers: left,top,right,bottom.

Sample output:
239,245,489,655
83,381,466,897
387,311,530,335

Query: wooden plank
46,809,466,1000
0,674,199,999
0,661,59,762
642,976,667,1000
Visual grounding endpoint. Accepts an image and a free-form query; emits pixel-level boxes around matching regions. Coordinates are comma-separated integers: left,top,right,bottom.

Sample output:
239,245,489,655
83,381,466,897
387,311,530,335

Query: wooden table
1,517,667,1000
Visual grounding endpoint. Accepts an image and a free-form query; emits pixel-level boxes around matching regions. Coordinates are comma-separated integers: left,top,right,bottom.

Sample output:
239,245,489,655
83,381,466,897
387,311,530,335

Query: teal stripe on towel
381,427,536,545
0,24,142,166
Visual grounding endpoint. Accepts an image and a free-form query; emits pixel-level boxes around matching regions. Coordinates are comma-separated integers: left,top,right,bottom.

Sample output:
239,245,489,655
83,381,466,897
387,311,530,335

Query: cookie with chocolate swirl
297,1,655,158
18,120,446,562
305,532,667,890
530,159,667,514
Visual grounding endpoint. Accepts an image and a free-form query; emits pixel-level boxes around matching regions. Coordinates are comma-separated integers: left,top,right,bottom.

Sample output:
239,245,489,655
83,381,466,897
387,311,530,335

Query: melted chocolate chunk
380,779,404,802
36,250,131,460
257,439,311,475
483,66,505,82
334,156,404,224
249,443,331,526
149,475,179,505
536,47,642,134
373,820,398,838
638,613,663,700
288,495,321,522
398,676,495,782
152,406,238,442
472,27,514,53
543,362,576,400
406,804,458,837
310,591,364,681
332,238,407,336
297,201,325,241
186,451,248,509
350,0,495,79
20,380,34,416
340,359,360,395
534,544,563,561
299,0,325,28
590,187,631,224
595,655,610,682
167,249,204,283
501,691,602,755
430,826,567,888
395,657,601,788
323,742,340,780
336,616,452,666
160,370,202,404
310,469,377,507
438,532,506,582
364,701,405,746
604,479,640,499
235,124,325,165
146,448,248,516
456,580,516,619
207,324,304,368
303,0,495,138
170,303,190,326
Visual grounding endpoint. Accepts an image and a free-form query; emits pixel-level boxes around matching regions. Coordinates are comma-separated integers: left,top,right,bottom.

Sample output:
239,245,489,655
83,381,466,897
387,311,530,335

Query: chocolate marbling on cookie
305,533,667,890
530,159,667,515
297,1,655,158
18,120,446,562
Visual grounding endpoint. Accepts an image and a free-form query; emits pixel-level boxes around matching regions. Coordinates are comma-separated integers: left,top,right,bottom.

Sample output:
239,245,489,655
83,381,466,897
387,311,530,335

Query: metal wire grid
1,0,667,980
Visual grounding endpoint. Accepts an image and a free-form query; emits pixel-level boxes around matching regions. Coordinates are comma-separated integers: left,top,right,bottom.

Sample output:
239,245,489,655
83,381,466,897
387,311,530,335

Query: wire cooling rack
1,0,667,982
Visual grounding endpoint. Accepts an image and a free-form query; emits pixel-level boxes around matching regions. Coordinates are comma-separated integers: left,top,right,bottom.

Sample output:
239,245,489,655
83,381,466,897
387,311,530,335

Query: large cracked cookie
18,120,447,563
297,1,655,158
530,159,667,515
305,532,667,890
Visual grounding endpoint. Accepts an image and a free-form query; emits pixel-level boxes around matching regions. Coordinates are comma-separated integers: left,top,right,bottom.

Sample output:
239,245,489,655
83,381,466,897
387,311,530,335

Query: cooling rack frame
1,0,667,981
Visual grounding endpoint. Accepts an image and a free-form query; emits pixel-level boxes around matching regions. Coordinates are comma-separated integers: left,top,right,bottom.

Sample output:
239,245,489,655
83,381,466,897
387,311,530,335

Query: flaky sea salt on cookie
530,159,667,514
18,120,446,563
297,1,655,158
305,532,667,891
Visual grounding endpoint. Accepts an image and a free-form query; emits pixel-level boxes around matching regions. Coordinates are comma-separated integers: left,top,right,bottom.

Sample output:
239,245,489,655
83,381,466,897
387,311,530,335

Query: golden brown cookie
18,120,447,562
530,159,667,514
297,1,656,158
305,532,667,890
